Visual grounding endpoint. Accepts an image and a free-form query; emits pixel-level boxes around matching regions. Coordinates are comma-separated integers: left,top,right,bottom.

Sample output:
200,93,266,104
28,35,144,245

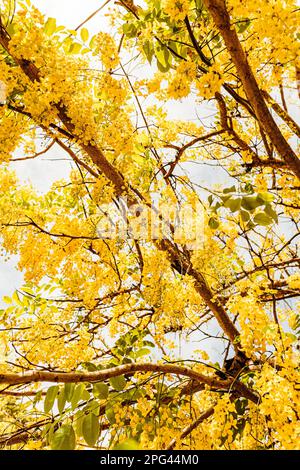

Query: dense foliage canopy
0,0,299,450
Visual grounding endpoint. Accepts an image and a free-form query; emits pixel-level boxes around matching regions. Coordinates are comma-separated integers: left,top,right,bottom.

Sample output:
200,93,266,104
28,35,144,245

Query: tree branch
203,0,300,180
166,406,215,450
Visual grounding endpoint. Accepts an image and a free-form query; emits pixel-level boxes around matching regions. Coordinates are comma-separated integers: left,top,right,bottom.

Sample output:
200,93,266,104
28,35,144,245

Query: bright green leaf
253,212,273,226
71,383,85,410
208,217,219,229
64,383,74,402
50,424,76,450
224,198,241,212
57,390,66,414
109,375,126,392
44,385,59,414
135,347,151,358
113,438,140,450
69,42,82,54
93,382,109,400
105,404,116,424
257,192,275,203
82,412,100,447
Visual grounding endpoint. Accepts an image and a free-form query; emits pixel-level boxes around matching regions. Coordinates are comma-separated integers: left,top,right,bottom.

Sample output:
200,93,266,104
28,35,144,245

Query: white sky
34,0,109,32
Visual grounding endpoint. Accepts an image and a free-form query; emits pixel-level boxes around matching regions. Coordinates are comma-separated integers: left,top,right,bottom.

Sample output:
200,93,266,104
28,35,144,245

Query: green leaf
50,424,76,450
64,383,75,402
113,438,140,450
33,390,43,406
12,291,22,305
224,198,241,212
75,411,84,437
80,27,89,42
264,204,278,223
168,40,178,56
156,47,169,68
237,19,251,33
253,212,273,226
223,185,236,194
241,196,262,211
143,40,154,64
156,47,170,72
105,403,116,424
257,192,275,203
89,35,97,49
208,217,219,229
81,387,90,402
195,0,204,10
71,383,85,410
122,23,137,38
82,412,100,447
135,347,151,358
57,390,66,414
240,210,250,222
81,361,97,371
109,375,126,392
44,385,59,413
44,18,57,36
6,23,15,37
284,332,297,342
93,382,109,400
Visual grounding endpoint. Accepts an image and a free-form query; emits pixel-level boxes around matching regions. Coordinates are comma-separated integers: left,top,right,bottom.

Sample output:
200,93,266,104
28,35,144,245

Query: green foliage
50,424,76,450
44,385,59,414
113,438,140,450
71,384,85,410
208,185,278,229
109,375,126,392
82,412,100,447
93,382,109,400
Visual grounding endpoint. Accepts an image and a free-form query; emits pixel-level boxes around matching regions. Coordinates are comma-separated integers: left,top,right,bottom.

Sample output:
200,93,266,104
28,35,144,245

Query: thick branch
261,90,300,139
0,363,224,387
203,0,300,180
0,362,259,404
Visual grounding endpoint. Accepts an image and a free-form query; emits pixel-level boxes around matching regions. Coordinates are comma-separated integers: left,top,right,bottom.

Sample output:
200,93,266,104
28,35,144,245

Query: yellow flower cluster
95,32,120,70
196,65,224,99
167,61,197,99
162,0,191,22
287,273,300,290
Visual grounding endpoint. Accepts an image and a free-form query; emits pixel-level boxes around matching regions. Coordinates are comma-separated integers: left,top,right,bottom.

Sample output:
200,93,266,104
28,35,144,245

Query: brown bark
0,363,259,403
261,90,300,139
203,0,300,180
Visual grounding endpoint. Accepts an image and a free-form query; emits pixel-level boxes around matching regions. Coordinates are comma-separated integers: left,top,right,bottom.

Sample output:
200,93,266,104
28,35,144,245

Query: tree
0,0,299,450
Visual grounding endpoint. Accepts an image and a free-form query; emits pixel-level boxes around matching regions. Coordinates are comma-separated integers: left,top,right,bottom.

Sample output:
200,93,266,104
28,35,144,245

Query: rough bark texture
203,0,300,180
